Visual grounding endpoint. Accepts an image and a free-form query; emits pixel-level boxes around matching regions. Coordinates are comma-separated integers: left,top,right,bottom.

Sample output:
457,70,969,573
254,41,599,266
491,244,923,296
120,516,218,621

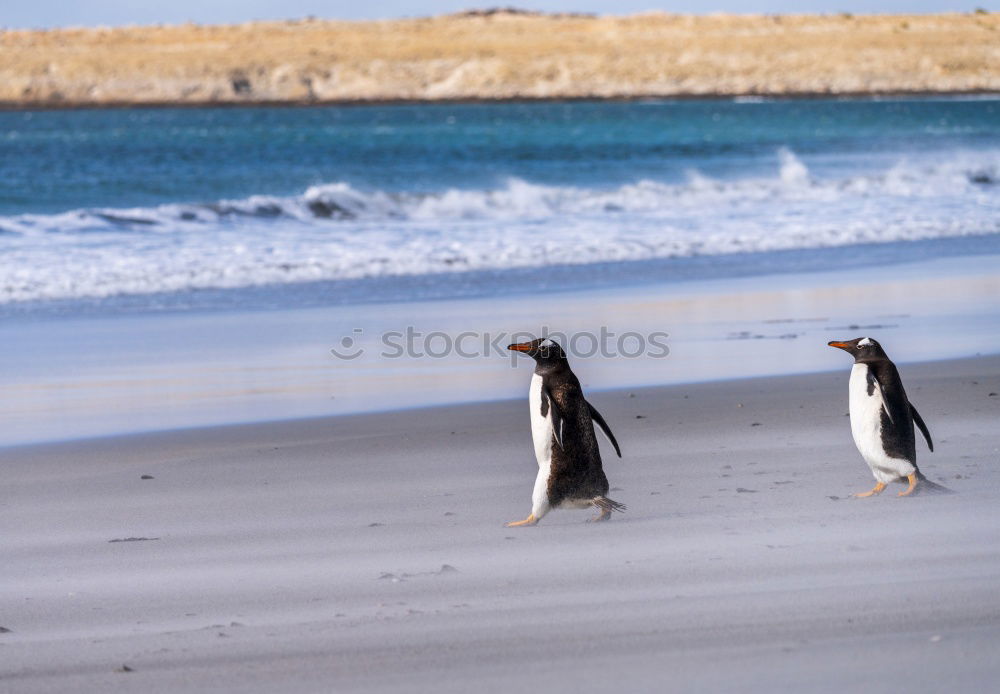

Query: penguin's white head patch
858,337,873,347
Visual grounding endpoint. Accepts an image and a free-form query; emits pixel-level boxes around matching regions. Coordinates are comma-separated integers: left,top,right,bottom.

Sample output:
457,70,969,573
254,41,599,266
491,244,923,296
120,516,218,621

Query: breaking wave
1,149,997,303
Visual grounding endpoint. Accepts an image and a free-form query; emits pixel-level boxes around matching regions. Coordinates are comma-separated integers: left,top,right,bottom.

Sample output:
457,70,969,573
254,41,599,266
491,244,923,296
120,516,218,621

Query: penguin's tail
594,496,627,514
917,472,955,495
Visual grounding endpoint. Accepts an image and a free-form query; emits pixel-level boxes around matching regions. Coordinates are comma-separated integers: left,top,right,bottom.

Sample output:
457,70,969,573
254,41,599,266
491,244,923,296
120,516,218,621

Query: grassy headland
1,10,998,107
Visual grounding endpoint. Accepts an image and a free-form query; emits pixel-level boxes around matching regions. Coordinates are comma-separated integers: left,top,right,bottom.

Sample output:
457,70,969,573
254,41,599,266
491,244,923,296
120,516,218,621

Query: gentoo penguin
828,337,948,497
505,337,624,526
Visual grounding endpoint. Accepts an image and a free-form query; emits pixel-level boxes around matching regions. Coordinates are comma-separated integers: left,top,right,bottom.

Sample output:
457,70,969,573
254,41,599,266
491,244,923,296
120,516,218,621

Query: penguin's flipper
867,370,894,425
587,402,622,458
910,403,934,452
542,386,565,450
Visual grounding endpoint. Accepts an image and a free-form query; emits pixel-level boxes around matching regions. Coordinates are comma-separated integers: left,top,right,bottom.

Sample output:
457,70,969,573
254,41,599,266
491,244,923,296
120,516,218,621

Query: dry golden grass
1,11,998,106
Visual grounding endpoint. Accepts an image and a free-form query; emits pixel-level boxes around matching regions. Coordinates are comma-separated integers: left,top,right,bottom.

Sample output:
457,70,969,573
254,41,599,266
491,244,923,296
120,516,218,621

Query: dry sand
2,11,999,107
3,354,999,692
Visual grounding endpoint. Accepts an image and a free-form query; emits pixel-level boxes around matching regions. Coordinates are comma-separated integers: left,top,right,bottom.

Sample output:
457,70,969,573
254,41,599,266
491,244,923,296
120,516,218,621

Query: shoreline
6,235,1000,322
1,353,995,453
3,252,999,449
3,90,1000,113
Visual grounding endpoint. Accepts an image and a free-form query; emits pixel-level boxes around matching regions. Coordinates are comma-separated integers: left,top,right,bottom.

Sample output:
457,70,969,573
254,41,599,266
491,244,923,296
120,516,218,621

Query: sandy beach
3,353,999,692
2,11,999,107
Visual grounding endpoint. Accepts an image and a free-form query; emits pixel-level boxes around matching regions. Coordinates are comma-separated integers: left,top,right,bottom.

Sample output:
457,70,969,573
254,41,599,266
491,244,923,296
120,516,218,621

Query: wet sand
4,253,999,447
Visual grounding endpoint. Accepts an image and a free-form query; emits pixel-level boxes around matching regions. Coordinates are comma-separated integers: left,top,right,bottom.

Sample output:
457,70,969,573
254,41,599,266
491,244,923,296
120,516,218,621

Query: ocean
2,97,1000,445
1,97,998,316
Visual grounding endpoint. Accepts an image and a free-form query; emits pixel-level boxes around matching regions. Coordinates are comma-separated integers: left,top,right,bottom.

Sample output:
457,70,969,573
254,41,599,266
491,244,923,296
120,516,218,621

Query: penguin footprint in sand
506,337,625,526
828,337,951,497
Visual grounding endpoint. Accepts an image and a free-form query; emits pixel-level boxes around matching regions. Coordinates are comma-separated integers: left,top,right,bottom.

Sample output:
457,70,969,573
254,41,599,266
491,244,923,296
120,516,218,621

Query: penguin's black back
538,363,609,507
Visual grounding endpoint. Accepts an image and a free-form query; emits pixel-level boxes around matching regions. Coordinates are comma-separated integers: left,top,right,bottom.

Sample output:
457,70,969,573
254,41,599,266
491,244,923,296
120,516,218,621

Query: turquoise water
1,97,998,314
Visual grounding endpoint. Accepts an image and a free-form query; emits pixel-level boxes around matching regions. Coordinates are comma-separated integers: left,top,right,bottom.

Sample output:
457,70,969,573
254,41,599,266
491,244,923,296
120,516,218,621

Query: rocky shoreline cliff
2,10,998,107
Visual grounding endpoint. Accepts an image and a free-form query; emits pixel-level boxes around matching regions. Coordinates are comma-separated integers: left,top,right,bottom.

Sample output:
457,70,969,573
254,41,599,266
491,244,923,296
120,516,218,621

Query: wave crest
0,149,997,303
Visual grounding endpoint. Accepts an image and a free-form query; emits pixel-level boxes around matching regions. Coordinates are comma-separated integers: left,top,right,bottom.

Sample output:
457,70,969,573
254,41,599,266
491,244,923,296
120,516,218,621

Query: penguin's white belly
528,374,553,515
848,364,915,483
528,374,554,468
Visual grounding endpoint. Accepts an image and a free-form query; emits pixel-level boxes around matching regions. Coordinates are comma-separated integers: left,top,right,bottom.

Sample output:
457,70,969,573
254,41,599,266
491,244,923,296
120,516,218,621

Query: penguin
828,337,948,497
505,337,625,526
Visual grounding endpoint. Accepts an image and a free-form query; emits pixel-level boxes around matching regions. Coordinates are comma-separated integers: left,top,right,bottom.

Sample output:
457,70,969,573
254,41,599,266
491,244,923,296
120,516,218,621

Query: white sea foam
0,149,997,304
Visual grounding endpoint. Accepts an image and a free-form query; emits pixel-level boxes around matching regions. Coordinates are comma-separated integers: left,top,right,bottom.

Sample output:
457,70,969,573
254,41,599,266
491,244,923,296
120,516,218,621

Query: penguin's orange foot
587,509,612,523
505,514,537,527
854,482,887,498
898,474,918,497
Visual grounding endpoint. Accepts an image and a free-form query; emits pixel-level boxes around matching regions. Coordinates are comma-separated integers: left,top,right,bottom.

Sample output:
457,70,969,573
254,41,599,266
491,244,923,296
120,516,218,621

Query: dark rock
230,74,252,94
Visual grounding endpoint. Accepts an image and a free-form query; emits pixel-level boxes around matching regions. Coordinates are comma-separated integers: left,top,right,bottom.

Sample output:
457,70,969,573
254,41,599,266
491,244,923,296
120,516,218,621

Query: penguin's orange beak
507,342,532,352
828,341,851,350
